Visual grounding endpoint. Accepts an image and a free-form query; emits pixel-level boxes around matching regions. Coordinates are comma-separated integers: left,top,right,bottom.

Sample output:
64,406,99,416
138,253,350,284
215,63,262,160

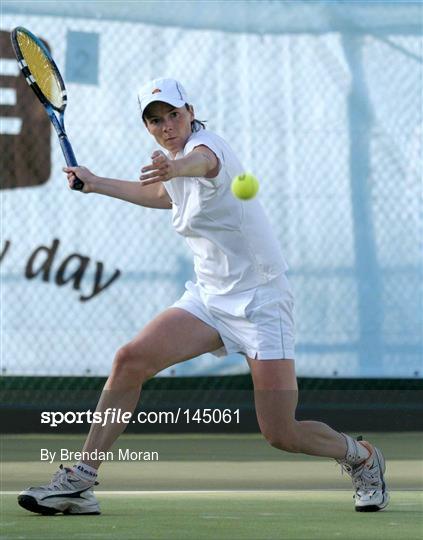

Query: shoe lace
339,459,380,492
43,464,70,490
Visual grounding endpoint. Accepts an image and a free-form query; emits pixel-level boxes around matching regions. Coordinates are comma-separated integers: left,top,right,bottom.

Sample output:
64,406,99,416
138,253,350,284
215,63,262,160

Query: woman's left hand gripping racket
11,26,84,190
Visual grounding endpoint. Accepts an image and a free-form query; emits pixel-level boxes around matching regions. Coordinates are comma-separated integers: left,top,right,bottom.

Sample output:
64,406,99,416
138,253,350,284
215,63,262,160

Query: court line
2,489,422,495
0,489,351,495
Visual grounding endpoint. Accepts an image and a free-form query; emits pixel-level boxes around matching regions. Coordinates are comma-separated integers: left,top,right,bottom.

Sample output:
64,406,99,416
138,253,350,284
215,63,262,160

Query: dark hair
142,101,207,132
184,104,207,132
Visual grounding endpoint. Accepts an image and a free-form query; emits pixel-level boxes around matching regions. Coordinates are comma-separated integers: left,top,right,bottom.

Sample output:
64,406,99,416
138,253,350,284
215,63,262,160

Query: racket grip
59,135,85,191
71,177,84,191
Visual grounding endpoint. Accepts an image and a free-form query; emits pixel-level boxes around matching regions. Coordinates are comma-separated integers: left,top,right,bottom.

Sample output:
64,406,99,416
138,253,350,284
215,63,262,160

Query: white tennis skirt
172,274,295,360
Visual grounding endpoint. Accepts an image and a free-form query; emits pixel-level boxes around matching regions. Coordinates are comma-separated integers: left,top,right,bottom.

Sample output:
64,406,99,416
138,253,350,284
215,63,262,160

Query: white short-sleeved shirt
163,129,288,295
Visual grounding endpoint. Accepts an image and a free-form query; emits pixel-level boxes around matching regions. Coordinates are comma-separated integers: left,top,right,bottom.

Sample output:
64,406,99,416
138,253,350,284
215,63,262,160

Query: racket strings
16,31,64,109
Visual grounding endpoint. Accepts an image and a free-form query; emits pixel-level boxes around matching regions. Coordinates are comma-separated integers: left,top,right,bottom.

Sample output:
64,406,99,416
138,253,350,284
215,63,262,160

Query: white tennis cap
138,78,189,116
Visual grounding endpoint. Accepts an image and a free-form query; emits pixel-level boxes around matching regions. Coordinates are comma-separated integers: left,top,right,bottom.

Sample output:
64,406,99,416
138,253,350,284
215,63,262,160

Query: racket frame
10,26,84,190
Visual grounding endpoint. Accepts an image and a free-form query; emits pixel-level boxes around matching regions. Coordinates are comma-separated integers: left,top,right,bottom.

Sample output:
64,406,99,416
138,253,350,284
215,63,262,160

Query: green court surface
1,492,422,540
1,433,422,539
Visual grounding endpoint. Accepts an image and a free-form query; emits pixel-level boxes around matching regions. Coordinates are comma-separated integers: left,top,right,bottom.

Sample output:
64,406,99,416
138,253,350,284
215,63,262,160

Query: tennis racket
10,26,84,190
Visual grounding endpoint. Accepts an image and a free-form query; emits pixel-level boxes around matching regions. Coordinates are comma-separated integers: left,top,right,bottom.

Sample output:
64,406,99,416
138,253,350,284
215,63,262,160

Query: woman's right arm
63,166,172,209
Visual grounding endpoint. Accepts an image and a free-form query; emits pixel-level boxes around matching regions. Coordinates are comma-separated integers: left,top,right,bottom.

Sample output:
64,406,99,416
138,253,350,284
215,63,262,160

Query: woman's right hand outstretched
63,166,96,193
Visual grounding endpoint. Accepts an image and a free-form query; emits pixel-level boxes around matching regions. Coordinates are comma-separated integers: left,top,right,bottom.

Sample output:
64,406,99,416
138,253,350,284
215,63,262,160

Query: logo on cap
152,88,161,94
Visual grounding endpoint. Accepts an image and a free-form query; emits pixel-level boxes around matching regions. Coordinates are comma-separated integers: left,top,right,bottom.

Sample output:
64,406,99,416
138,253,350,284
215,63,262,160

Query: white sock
72,462,98,481
339,433,371,465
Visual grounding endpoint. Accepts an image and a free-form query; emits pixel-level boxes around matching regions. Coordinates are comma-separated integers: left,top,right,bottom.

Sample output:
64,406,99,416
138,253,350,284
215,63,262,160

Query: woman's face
144,102,194,156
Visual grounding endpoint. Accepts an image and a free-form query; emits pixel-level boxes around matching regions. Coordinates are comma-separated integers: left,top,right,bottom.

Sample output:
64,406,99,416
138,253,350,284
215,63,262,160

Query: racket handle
71,177,84,191
59,134,85,191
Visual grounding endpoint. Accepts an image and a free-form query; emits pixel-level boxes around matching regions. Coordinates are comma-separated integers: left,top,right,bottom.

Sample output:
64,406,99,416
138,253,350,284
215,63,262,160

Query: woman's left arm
140,146,219,186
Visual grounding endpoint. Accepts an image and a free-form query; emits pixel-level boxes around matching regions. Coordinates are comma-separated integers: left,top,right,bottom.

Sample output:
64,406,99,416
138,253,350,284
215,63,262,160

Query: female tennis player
18,78,388,515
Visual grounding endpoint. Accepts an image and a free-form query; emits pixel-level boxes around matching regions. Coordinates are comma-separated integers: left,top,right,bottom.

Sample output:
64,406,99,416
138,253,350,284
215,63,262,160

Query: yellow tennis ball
231,173,259,200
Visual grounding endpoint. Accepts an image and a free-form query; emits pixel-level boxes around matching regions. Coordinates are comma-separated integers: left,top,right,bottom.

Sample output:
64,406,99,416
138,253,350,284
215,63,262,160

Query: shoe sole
355,492,390,512
18,495,100,516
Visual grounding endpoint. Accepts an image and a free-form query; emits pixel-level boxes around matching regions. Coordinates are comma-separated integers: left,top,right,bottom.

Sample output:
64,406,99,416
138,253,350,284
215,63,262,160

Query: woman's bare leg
248,358,347,458
82,308,223,468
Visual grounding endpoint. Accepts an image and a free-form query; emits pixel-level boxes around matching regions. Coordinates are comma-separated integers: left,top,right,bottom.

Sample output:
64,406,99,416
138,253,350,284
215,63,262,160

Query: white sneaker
340,439,389,512
18,465,100,515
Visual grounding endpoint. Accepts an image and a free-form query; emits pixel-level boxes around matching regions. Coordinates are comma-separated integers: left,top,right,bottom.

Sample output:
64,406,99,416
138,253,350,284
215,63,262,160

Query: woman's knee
111,344,157,382
261,423,302,453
